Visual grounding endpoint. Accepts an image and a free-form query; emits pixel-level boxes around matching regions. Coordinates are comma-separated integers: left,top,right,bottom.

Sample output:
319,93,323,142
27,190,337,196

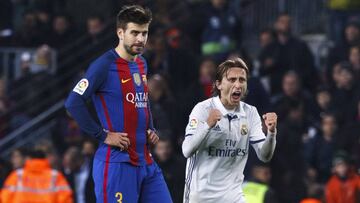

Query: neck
220,97,238,110
115,43,136,61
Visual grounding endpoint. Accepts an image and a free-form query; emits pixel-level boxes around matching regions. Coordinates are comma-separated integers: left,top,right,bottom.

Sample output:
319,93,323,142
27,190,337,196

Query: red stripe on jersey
136,58,153,165
98,94,112,203
116,59,139,165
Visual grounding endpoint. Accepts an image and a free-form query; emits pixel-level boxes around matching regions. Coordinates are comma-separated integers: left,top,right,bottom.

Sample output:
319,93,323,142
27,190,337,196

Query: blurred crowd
1,0,360,203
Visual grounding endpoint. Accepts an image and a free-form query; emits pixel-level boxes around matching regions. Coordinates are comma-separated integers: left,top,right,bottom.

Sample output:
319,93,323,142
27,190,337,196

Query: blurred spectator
82,138,97,159
274,13,318,92
153,137,185,203
272,71,316,122
313,87,335,124
65,0,115,26
182,57,217,139
349,45,360,80
325,151,360,203
184,57,217,112
34,139,61,169
271,99,308,203
147,74,176,137
1,149,73,203
48,14,75,49
145,31,197,99
243,163,278,203
10,147,28,170
198,0,242,61
63,146,95,203
327,0,360,44
338,98,360,169
13,9,45,47
331,62,360,124
304,113,338,183
300,183,323,203
258,28,282,95
150,0,190,31
10,45,54,117
327,22,360,78
86,15,105,45
36,9,52,40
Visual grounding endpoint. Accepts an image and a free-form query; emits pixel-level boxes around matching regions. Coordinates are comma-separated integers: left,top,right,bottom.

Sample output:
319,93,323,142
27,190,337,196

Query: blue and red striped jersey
65,49,153,166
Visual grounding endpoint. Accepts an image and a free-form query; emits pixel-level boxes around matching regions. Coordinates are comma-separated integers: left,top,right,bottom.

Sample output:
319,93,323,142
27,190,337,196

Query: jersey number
115,192,123,203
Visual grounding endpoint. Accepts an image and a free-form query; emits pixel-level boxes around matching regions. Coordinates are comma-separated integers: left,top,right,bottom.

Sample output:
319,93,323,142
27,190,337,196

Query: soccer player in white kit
182,58,277,203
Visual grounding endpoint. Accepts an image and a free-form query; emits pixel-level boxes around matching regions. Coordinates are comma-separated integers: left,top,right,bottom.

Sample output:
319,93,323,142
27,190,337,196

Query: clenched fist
206,109,222,128
262,112,277,133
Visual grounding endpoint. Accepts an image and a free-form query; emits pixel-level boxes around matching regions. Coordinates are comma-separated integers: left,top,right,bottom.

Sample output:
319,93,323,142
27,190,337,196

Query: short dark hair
212,58,249,96
116,5,152,29
28,149,46,159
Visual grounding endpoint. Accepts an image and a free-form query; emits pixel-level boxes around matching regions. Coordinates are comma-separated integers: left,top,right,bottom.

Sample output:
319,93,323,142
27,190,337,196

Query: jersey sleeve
249,106,266,144
64,59,108,141
182,102,210,158
249,106,276,162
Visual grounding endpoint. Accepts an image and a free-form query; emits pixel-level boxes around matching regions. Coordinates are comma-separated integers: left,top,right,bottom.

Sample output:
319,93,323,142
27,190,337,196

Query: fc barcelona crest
241,124,248,136
142,74,147,85
133,73,141,86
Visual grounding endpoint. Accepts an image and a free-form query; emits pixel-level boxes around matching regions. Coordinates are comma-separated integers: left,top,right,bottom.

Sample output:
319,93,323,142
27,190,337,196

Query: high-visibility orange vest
1,158,73,203
300,198,322,203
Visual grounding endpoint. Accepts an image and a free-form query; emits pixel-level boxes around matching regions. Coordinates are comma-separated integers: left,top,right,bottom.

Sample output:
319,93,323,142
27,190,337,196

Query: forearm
182,121,210,158
258,131,276,162
65,94,106,141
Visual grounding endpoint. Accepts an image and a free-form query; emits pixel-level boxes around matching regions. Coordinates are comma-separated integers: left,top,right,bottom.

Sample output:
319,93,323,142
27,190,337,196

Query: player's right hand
206,109,222,128
104,132,130,151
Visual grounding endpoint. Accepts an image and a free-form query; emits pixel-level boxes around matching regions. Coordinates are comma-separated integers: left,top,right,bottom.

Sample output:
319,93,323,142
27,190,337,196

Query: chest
102,63,149,107
205,116,250,148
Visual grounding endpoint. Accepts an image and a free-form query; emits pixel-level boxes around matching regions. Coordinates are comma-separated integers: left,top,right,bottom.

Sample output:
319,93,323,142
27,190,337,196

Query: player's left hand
262,112,277,133
147,129,159,146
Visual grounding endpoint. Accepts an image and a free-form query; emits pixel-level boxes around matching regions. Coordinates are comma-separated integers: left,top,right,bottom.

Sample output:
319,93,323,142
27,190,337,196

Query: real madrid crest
133,73,141,86
241,124,248,136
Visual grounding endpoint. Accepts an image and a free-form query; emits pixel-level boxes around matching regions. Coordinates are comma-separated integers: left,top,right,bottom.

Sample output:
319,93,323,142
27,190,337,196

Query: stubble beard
124,44,143,56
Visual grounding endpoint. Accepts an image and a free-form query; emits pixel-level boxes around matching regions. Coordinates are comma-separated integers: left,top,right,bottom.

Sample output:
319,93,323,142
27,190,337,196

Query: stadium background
0,0,360,202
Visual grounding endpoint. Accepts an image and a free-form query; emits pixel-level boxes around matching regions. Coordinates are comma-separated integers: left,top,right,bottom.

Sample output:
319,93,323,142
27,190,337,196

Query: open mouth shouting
231,90,242,102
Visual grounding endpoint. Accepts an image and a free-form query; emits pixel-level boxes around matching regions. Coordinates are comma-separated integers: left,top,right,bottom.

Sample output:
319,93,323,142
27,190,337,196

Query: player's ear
117,28,124,40
215,80,222,91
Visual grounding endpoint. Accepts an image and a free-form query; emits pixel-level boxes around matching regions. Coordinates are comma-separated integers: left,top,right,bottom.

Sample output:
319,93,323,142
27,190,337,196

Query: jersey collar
213,96,246,117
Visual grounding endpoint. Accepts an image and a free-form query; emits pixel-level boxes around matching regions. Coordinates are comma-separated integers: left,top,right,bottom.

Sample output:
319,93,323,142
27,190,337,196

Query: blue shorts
93,158,172,203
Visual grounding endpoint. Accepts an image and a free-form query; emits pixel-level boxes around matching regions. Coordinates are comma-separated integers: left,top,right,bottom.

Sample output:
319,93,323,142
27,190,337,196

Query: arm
182,103,222,158
1,172,17,203
250,107,277,163
55,172,74,203
64,61,108,141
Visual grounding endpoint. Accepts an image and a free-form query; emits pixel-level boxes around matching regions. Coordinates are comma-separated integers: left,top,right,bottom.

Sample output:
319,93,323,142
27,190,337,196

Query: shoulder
4,170,20,184
190,97,213,118
90,50,116,69
194,97,213,110
241,101,258,114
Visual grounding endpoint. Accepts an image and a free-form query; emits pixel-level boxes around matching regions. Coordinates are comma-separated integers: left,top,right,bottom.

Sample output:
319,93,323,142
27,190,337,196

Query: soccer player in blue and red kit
65,5,172,203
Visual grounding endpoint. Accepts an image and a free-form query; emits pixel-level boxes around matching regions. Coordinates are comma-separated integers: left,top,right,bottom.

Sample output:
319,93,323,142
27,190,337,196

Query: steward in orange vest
1,149,73,203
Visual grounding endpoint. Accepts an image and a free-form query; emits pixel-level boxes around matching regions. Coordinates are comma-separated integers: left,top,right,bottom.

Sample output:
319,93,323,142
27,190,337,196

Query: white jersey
182,96,276,203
